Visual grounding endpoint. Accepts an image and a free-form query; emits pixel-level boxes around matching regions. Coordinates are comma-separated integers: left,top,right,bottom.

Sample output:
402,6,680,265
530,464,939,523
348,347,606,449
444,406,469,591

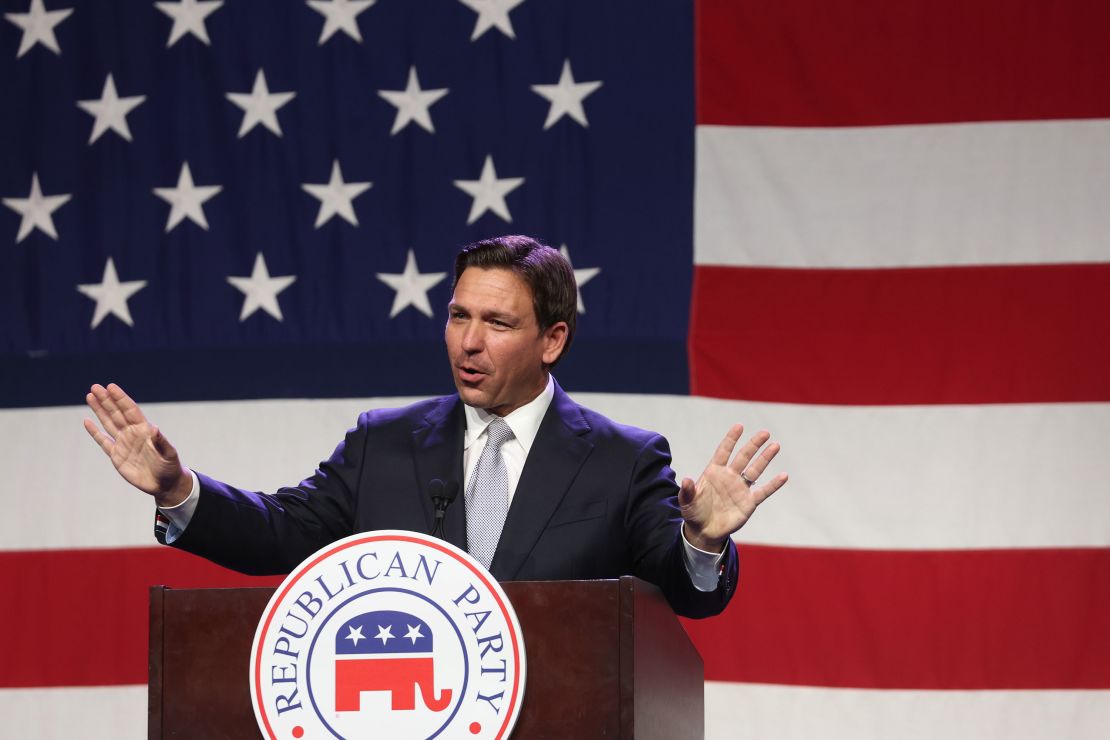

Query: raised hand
84,383,192,507
678,424,788,552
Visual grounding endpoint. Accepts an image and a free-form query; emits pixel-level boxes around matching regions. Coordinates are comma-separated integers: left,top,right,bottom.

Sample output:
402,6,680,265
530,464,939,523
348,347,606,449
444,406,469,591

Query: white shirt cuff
158,470,199,544
680,522,728,592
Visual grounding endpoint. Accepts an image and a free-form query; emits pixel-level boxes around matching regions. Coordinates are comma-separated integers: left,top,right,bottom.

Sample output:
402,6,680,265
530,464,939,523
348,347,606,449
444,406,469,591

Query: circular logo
250,531,526,739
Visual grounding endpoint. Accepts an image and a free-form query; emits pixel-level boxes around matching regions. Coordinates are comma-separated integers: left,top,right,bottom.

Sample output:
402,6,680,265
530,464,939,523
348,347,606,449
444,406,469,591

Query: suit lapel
412,396,468,551
489,383,593,580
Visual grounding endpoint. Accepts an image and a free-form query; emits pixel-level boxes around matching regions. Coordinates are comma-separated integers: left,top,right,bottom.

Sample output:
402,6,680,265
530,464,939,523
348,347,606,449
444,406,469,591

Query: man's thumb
677,477,696,507
150,425,173,458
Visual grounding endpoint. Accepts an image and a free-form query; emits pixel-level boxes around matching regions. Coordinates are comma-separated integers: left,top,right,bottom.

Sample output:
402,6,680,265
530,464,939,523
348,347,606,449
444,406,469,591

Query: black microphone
429,479,459,540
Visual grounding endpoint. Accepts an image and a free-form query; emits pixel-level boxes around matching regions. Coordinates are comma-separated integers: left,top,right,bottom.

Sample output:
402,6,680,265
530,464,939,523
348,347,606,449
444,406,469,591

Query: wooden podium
149,577,704,739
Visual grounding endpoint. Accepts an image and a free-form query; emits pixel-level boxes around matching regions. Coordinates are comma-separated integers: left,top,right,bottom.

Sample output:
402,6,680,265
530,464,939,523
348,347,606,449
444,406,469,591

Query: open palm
84,383,190,505
678,424,788,551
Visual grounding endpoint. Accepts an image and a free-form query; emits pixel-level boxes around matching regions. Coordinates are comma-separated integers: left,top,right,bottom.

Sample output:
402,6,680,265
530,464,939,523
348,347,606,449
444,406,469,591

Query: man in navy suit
84,235,787,618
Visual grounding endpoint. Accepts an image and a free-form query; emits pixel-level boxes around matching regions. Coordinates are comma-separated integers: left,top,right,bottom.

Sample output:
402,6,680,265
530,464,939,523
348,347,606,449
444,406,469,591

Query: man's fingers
92,383,129,430
83,417,114,456
107,382,147,426
90,382,149,432
741,441,781,482
728,429,771,473
87,387,121,437
754,472,789,503
710,424,744,466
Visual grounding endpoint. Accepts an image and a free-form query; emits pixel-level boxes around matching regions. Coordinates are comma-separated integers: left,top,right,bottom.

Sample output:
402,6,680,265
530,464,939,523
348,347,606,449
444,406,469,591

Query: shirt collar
463,375,555,454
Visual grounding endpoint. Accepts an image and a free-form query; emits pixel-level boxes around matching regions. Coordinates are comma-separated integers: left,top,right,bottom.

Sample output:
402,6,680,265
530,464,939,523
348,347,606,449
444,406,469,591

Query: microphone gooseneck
429,479,459,540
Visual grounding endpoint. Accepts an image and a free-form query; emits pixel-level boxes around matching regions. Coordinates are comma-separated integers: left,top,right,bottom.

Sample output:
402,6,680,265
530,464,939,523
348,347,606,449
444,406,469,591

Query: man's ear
541,322,569,365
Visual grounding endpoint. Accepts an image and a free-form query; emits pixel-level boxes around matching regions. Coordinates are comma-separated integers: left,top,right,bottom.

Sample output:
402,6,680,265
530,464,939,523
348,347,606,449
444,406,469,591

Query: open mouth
457,365,486,383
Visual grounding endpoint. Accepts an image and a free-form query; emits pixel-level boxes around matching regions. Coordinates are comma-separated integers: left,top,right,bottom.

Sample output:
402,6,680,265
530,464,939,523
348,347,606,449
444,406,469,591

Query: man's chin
455,385,489,408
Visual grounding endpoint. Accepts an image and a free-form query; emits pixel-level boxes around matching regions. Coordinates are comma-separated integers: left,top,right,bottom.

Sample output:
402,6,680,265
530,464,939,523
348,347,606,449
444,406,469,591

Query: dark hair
454,235,577,366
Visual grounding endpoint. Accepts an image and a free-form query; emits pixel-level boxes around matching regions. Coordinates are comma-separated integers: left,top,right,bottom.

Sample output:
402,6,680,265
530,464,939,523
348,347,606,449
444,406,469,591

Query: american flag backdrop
2,0,1109,737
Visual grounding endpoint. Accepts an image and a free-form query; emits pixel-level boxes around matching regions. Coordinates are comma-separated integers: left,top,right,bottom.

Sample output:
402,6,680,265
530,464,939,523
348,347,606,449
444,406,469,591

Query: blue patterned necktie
465,417,514,570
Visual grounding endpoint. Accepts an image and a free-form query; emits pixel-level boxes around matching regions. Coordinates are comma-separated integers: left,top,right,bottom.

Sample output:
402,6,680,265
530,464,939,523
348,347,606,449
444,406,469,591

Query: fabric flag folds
2,1,1108,738
686,1,1110,737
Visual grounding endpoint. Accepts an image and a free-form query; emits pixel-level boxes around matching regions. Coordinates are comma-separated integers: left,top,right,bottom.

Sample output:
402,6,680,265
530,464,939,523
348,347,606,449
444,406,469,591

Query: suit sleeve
164,412,372,575
625,433,738,619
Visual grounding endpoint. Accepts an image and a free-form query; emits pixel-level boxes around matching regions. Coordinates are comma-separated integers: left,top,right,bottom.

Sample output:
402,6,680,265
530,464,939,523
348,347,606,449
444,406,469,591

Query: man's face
446,267,568,416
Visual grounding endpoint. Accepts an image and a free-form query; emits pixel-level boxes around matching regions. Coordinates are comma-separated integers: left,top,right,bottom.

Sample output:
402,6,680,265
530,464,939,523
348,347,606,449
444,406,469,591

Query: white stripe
0,685,145,740
581,394,1110,549
695,120,1110,268
705,682,1110,740
4,395,1107,550
3,683,1105,738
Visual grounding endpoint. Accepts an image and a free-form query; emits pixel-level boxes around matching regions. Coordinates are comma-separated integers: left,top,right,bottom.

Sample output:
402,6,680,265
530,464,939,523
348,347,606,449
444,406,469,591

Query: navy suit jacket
169,383,737,618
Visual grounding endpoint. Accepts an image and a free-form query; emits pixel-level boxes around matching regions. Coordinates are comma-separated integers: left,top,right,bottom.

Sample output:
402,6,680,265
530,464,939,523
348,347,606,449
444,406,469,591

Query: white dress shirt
461,375,555,504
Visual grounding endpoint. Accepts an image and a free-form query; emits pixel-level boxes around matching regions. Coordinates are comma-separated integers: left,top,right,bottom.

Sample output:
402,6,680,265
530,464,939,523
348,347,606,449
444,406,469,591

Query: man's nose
461,323,484,352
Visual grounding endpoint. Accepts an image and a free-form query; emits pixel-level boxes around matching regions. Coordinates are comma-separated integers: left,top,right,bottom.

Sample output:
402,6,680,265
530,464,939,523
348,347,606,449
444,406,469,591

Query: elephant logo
251,532,526,739
334,610,453,712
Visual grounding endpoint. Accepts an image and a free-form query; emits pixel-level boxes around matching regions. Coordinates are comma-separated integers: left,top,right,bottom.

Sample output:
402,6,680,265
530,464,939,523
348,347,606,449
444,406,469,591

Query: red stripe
0,547,281,688
6,544,1109,690
683,545,1110,689
696,0,1110,126
689,263,1110,405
